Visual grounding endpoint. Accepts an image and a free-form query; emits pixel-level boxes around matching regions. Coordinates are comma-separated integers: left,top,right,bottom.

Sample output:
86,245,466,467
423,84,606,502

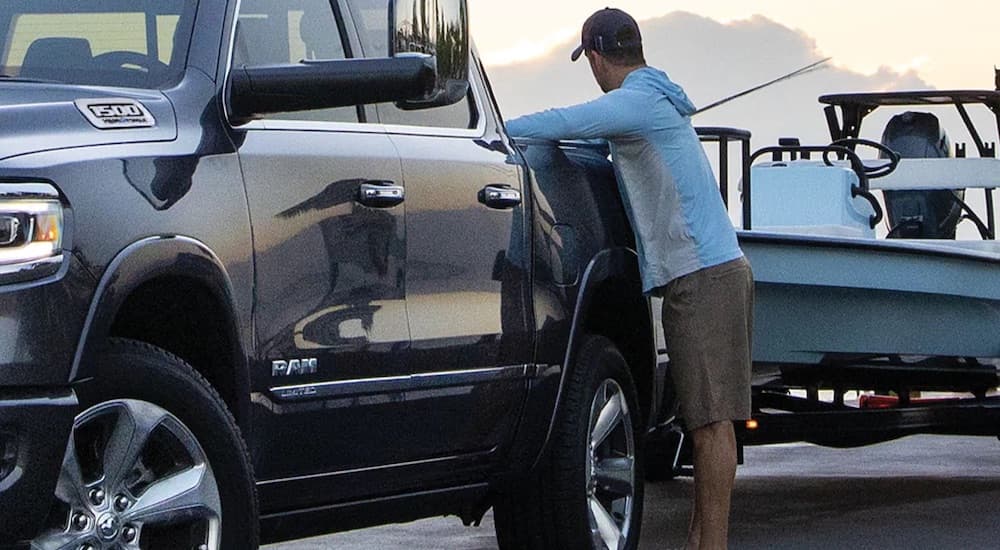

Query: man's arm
506,89,649,141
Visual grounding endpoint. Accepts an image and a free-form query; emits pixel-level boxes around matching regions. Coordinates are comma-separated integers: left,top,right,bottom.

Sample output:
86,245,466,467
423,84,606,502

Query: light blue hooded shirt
506,66,743,293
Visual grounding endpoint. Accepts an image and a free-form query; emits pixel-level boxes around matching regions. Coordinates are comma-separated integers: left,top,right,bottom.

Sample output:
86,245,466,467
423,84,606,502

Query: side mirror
391,0,471,109
229,57,435,122
228,0,470,122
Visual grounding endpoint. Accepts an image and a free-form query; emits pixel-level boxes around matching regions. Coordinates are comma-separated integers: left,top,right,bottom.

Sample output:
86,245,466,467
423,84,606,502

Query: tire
495,334,644,550
32,338,258,550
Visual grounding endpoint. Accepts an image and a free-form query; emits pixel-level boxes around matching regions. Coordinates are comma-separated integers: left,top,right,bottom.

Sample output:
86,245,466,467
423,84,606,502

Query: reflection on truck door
233,0,412,506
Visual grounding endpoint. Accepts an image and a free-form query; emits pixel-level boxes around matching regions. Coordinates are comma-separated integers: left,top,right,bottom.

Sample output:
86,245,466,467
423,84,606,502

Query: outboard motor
880,112,963,239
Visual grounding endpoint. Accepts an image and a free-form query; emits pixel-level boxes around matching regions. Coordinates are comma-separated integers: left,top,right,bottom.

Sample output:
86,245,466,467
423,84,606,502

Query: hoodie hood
623,66,697,117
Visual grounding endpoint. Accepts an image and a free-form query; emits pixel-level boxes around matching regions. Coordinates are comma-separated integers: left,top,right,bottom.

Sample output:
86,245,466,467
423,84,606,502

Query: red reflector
859,394,899,409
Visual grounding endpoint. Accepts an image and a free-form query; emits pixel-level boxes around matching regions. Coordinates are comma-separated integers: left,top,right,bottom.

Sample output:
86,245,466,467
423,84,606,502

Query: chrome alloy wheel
585,379,636,550
33,399,221,550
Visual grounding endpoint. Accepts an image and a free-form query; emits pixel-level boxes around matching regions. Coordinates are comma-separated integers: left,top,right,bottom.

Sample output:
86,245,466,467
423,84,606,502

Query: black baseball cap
571,8,643,62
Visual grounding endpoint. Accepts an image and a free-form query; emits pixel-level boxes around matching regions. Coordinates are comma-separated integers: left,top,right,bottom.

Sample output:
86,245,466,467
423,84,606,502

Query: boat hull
741,232,1000,370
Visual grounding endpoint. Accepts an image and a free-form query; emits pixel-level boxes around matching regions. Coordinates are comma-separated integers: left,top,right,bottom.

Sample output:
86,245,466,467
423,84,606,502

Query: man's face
585,49,613,93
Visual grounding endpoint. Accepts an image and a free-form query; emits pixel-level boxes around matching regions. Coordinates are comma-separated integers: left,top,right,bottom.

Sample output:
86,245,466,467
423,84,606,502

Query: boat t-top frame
820,90,1000,153
820,90,1000,237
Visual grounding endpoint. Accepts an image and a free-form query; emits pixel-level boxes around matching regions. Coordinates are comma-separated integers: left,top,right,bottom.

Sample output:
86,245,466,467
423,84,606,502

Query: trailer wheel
33,339,258,550
495,335,644,550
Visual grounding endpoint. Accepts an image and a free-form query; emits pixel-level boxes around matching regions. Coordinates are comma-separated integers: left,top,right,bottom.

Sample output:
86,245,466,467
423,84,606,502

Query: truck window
234,0,358,124
346,0,477,130
0,0,194,89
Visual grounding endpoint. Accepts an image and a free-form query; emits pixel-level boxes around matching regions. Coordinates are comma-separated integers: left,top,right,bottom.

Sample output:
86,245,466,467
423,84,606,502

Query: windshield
0,1,197,89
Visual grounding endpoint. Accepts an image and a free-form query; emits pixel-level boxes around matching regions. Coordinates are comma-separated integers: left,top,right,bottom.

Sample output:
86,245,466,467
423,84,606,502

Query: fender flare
533,246,657,469
70,235,251,427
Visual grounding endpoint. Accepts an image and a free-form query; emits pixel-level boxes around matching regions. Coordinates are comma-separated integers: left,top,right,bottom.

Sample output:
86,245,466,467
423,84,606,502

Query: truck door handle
358,181,405,208
478,185,521,209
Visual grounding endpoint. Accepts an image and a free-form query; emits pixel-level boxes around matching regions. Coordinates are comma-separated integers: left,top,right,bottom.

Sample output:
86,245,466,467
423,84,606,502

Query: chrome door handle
478,185,521,209
358,181,405,208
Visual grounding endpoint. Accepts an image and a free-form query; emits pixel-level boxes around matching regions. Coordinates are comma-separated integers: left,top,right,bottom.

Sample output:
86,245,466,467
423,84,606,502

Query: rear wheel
495,335,643,550
32,339,258,550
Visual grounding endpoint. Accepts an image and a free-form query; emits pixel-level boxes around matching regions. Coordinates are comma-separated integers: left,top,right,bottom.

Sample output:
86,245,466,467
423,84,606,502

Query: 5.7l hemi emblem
272,358,319,377
74,98,156,129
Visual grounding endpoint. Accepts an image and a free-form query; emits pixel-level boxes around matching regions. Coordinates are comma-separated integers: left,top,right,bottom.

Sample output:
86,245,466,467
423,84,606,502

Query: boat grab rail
696,127,753,223
749,142,887,229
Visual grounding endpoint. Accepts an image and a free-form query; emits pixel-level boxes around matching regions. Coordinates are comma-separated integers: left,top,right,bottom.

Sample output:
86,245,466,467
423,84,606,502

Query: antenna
995,65,999,91
694,57,833,115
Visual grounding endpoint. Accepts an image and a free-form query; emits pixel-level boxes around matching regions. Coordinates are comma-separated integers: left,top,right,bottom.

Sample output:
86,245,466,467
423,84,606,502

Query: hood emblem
75,98,155,129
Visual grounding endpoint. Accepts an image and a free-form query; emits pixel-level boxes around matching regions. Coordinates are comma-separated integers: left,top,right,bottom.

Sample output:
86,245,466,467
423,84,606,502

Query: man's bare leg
684,483,701,550
684,421,737,550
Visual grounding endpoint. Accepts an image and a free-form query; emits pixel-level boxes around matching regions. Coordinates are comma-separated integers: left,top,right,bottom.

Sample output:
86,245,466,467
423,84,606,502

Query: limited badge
74,98,156,129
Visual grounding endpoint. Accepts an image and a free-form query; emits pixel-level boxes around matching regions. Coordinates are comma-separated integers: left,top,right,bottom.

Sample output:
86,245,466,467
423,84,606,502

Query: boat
693,89,1000,448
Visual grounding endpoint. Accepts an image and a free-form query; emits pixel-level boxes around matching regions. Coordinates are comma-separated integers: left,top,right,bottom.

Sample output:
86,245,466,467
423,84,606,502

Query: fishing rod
694,57,833,115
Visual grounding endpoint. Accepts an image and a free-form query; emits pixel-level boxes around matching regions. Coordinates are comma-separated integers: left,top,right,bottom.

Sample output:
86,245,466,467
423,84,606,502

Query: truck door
391,78,533,460
230,0,412,499
346,0,533,464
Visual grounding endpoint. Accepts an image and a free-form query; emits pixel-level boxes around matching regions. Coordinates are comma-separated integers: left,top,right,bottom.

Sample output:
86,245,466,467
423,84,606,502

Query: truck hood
0,83,177,161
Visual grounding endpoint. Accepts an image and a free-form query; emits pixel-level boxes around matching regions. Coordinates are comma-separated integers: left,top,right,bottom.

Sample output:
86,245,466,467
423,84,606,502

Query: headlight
0,183,65,284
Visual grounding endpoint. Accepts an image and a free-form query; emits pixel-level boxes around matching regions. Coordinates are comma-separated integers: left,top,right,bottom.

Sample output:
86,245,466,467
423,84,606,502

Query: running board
259,483,490,544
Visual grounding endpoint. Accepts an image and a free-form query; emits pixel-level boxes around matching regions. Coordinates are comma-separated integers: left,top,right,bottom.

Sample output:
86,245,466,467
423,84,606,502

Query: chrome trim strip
258,450,493,486
382,121,484,138
240,119,389,134
270,364,534,402
220,0,242,127
382,75,488,139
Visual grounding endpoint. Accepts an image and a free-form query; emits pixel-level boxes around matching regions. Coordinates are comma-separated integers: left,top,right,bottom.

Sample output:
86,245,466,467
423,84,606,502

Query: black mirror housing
229,57,435,122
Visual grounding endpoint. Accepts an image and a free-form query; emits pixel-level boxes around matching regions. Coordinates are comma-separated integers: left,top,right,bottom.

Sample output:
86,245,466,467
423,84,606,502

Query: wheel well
582,277,655,426
108,277,243,424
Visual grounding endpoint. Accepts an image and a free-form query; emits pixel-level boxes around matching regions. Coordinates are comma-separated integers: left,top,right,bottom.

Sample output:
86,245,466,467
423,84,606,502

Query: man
506,8,753,550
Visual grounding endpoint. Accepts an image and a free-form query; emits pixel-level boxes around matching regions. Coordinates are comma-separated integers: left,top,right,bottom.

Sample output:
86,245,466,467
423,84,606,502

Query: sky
469,0,999,90
469,3,998,238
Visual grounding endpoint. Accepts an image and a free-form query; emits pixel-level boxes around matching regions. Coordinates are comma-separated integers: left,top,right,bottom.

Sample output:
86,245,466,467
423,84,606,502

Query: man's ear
588,51,605,71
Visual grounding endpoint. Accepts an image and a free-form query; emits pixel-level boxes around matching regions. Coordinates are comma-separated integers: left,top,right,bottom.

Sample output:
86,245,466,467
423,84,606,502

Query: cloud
485,12,933,148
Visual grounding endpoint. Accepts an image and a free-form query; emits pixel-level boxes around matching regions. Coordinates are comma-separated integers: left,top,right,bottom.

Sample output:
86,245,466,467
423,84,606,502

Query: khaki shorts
656,257,753,431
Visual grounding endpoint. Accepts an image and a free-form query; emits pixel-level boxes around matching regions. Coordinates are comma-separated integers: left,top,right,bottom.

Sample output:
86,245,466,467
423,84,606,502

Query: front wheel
32,339,258,550
495,335,644,550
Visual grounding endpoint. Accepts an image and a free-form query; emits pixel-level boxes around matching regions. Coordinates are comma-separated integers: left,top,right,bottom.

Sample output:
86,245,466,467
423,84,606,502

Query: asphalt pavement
267,435,1000,549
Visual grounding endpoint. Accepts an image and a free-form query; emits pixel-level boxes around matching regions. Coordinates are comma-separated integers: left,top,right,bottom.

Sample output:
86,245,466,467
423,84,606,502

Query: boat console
701,89,1000,243
820,90,999,241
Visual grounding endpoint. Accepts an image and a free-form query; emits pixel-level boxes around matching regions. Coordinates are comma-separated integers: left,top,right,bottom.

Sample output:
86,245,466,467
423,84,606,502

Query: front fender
70,235,251,424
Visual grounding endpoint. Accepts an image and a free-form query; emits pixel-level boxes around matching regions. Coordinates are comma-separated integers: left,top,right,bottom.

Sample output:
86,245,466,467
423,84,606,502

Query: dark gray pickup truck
0,1,667,549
